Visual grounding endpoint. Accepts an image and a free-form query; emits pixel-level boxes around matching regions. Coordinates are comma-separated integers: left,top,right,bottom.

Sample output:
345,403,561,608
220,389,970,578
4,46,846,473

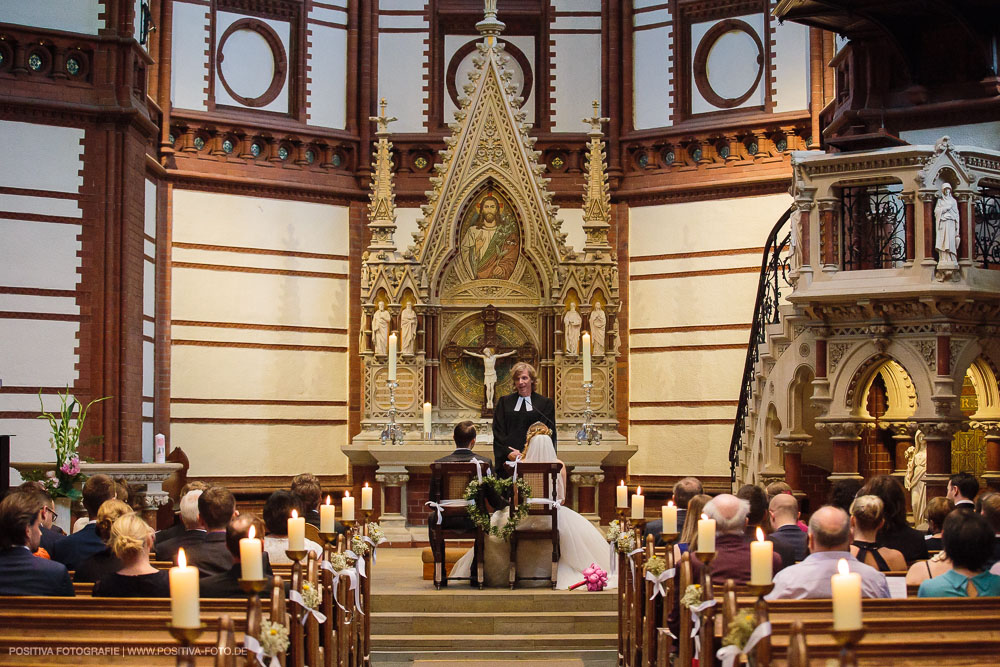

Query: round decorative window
216,18,287,108
28,53,43,71
693,19,764,109
277,146,289,161
446,39,533,110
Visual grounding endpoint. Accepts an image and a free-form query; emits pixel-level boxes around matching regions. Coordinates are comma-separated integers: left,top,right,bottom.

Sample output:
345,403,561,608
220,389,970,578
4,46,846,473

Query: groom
492,361,557,476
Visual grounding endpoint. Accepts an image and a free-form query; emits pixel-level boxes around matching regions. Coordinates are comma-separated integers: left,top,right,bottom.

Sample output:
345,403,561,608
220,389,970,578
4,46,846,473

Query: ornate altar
344,3,634,539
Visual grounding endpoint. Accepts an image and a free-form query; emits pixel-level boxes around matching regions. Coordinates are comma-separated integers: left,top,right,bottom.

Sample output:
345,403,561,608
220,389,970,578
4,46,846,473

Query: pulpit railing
729,207,793,480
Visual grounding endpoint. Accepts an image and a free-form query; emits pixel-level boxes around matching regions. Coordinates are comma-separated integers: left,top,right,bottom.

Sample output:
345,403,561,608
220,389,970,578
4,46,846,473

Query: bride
451,423,615,589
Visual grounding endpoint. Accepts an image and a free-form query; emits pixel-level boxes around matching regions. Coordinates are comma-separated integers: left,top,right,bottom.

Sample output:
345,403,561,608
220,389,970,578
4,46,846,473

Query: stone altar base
371,548,616,666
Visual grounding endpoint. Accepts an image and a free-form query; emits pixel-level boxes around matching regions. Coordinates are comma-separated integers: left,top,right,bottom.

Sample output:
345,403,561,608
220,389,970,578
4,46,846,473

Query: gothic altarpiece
343,6,634,539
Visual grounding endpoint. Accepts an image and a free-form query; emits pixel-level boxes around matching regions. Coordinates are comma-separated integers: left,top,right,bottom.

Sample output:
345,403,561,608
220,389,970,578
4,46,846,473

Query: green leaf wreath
463,476,533,541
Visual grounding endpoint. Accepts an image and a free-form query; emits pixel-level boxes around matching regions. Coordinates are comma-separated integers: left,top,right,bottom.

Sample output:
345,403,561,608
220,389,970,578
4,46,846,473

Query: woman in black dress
861,475,929,564
73,498,131,583
94,513,169,597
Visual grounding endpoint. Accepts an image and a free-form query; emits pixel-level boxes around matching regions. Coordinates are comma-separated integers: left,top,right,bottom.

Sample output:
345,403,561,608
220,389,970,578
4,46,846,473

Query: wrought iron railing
975,188,1000,269
729,207,793,480
840,183,906,270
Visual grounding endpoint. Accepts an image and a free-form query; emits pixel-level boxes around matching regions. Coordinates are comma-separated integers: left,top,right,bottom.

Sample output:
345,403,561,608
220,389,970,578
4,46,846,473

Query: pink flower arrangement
569,563,609,591
59,456,81,476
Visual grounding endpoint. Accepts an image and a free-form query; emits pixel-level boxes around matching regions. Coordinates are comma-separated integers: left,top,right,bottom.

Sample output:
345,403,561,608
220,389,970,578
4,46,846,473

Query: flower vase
53,496,73,534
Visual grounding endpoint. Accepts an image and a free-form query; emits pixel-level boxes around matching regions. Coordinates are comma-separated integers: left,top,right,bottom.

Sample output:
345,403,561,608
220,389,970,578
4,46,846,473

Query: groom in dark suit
492,361,557,476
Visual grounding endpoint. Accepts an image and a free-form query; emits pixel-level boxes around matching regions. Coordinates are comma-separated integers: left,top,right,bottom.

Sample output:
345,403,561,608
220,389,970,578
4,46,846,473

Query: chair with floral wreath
507,461,562,589
428,461,487,589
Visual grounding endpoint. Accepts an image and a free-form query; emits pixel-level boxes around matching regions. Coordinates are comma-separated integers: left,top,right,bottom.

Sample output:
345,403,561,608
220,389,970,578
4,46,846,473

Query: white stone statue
563,302,582,355
371,301,391,356
905,431,928,531
463,347,516,409
935,183,960,268
400,302,417,355
589,302,607,356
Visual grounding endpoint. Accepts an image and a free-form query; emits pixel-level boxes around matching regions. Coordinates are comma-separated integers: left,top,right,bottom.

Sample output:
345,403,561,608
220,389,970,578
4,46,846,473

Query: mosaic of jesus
459,189,521,280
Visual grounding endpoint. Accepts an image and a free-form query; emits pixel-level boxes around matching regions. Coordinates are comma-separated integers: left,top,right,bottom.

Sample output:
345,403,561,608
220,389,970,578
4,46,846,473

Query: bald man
766,505,889,600
767,493,808,567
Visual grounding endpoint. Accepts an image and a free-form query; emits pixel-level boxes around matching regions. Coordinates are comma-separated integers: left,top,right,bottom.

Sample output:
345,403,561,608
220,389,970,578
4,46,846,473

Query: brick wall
798,463,831,517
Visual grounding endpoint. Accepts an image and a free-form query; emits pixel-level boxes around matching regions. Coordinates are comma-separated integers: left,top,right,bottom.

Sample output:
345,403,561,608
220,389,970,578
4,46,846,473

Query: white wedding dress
450,435,616,589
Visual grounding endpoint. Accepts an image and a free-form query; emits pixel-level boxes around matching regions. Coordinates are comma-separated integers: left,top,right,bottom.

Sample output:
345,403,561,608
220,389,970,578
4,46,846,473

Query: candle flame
326,495,331,505
756,526,764,542
667,500,674,508
838,558,849,576
248,525,256,540
177,548,187,568
636,486,642,495
364,482,370,488
620,480,624,486
291,509,298,519
345,490,351,498
701,513,709,520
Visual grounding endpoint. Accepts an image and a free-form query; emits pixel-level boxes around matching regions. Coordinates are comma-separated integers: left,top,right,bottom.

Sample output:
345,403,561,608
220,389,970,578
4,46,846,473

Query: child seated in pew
94,514,169,597
919,511,1000,598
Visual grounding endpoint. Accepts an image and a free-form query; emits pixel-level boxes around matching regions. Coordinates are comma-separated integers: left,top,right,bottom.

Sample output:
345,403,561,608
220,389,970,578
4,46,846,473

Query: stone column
776,438,810,492
569,467,604,527
375,466,411,543
915,421,963,500
972,421,1000,492
817,421,867,482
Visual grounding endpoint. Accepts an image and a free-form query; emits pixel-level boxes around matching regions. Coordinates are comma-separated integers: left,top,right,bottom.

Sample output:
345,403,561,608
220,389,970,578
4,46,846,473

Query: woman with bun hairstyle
74,499,132,583
93,513,169,597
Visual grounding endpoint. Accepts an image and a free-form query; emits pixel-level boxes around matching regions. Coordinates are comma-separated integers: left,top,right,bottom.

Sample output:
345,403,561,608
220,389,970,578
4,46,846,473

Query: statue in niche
590,302,607,356
372,301,391,356
563,302,582,355
462,347,516,409
905,431,928,530
935,182,960,268
400,302,417,356
459,190,520,280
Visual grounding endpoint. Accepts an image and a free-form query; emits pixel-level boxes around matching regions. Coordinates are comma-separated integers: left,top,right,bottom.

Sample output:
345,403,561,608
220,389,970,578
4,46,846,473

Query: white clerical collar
514,394,533,412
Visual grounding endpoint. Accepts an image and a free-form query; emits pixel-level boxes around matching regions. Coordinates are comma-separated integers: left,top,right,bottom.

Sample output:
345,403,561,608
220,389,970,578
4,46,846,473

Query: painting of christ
459,189,520,280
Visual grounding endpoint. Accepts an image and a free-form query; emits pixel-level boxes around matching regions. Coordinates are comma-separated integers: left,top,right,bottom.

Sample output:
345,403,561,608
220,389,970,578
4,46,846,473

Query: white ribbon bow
243,635,280,667
425,499,474,524
321,562,349,614
645,568,675,600
471,458,490,482
505,457,521,484
689,598,717,661
627,548,644,578
609,543,617,575
289,588,328,625
362,535,381,563
345,549,366,579
330,567,363,616
527,497,562,509
716,621,772,667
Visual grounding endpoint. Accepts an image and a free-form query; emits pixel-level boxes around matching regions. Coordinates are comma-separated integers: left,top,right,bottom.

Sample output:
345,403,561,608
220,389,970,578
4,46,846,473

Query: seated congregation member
924,496,955,553
767,481,808,532
919,511,1000,598
186,486,238,576
671,493,711,562
74,499,132,583
643,476,703,547
767,493,808,567
94,514,169,597
981,493,1000,567
50,474,117,570
849,495,906,572
690,494,782,584
155,481,208,551
859,475,928,563
293,473,345,536
767,506,890,600
0,491,74,596
828,478,863,515
737,484,769,538
201,514,272,598
18,482,65,553
947,472,979,511
263,490,322,565
156,488,205,563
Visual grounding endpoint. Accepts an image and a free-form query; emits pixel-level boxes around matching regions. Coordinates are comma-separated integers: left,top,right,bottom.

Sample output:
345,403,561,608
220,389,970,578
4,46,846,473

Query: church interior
2,0,1000,664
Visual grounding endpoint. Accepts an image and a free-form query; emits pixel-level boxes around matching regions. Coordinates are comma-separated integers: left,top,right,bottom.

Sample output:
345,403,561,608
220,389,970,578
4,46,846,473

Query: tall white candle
287,509,305,552
832,558,862,630
631,486,645,520
361,482,373,511
582,332,592,382
154,433,166,464
239,524,263,580
388,333,397,380
320,496,336,533
170,548,200,628
423,402,432,438
698,513,716,553
616,481,628,508
750,527,773,585
342,491,355,522
661,501,677,533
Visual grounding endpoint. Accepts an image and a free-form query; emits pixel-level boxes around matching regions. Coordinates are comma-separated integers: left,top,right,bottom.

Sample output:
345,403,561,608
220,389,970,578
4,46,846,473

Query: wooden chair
428,461,486,589
304,522,323,547
508,461,562,589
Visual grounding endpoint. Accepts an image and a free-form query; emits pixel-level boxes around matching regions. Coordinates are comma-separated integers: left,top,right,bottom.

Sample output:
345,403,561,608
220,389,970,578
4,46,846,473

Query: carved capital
914,420,965,440
884,421,920,437
776,438,809,453
815,420,869,439
969,421,1000,438
375,473,410,486
569,473,605,486
135,492,172,511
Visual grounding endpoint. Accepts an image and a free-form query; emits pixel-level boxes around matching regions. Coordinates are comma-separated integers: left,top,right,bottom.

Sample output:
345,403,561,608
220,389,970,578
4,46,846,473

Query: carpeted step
371,590,616,613
372,610,617,635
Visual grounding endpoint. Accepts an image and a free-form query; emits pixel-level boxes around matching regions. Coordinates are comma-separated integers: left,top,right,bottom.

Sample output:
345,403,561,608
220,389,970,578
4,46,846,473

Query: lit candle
169,548,200,628
582,332,592,382
154,433,166,464
831,558,862,630
342,491,355,522
750,527,773,585
288,509,305,552
423,402,432,438
631,486,645,520
239,524,263,580
661,501,677,533
361,482,373,511
320,496,336,533
616,480,628,508
388,333,397,380
698,513,716,553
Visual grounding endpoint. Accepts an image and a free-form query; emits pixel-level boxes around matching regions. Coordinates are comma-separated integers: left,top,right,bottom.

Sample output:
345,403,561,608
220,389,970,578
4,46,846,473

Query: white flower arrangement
258,619,289,657
351,534,371,557
301,581,321,610
606,519,622,544
367,522,385,545
615,529,635,554
328,552,348,572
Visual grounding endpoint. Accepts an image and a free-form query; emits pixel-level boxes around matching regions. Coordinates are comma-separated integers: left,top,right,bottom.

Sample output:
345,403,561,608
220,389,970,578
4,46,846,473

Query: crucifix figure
463,347,516,409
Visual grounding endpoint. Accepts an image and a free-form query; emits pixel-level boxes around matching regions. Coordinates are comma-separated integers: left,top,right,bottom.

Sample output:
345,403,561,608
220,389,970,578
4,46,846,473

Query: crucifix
442,305,536,417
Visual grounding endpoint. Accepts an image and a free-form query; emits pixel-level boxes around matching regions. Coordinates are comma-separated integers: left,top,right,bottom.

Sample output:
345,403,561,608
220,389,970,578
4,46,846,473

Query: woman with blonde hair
673,494,711,562
74,498,132,583
850,495,907,572
93,514,169,597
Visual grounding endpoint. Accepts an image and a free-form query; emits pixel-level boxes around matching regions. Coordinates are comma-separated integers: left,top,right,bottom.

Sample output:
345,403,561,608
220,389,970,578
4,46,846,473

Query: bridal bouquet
569,563,609,591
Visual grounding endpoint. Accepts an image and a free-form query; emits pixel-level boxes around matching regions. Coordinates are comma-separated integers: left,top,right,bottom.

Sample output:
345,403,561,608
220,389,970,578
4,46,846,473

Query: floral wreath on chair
463,476,533,541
